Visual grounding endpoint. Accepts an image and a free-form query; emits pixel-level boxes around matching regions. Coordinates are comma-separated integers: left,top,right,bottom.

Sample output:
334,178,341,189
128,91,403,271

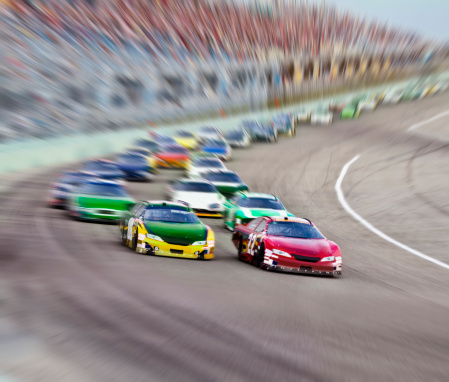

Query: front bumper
265,264,341,276
263,255,342,276
141,238,214,259
192,209,223,218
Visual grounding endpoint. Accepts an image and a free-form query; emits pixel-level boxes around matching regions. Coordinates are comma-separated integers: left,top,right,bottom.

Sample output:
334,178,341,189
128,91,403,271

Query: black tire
238,238,244,259
132,227,138,251
120,221,127,245
291,126,296,136
257,243,266,270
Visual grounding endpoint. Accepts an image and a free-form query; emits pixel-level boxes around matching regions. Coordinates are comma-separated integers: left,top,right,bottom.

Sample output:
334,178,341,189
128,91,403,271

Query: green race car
340,103,361,119
222,192,294,231
68,179,134,221
120,200,215,260
202,170,249,198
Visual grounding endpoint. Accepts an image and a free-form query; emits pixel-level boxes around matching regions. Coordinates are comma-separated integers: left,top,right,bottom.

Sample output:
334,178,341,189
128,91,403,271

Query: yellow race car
120,201,215,260
173,130,201,150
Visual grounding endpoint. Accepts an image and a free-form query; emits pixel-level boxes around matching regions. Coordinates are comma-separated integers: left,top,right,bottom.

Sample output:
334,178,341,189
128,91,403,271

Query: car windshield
143,206,200,223
194,158,223,168
267,221,324,239
135,140,159,152
204,140,226,147
239,197,284,210
60,174,80,185
206,172,241,183
176,182,216,192
127,149,149,156
83,162,117,172
201,127,217,133
177,131,194,138
158,136,176,143
226,131,244,139
78,183,128,197
117,154,147,164
163,146,189,154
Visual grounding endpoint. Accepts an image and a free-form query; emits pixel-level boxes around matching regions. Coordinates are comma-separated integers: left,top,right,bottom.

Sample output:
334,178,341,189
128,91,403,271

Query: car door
247,219,267,260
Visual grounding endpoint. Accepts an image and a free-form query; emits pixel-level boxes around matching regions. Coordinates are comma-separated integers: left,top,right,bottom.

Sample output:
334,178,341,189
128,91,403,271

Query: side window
255,219,267,233
247,218,261,230
133,204,146,218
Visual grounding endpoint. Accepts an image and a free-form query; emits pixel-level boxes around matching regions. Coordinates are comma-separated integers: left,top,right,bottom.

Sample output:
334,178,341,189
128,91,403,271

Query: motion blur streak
336,153,449,270
407,109,449,131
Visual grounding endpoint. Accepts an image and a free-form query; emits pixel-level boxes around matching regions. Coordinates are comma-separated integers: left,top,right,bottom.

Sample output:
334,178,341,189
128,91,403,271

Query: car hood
76,195,134,210
144,221,206,246
202,147,227,154
173,191,222,209
267,237,332,257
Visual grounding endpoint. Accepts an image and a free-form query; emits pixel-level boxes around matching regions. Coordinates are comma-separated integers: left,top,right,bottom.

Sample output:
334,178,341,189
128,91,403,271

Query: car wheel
132,228,138,251
292,127,296,136
120,222,127,245
238,238,244,259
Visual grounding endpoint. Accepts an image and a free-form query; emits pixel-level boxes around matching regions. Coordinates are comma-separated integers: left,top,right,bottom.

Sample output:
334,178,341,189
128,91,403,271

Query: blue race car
116,152,156,181
200,138,232,161
80,159,125,181
272,113,295,137
241,120,278,143
48,171,97,208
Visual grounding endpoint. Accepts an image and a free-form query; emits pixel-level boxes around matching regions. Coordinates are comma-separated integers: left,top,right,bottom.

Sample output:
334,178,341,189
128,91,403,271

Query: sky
328,0,449,42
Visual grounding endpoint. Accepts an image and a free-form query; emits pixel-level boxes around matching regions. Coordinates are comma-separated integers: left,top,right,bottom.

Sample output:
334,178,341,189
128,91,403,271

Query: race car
116,152,156,181
310,108,333,125
196,126,223,142
328,100,346,113
224,129,251,148
173,130,200,150
200,138,232,161
241,120,278,142
80,159,125,180
120,200,215,260
294,108,311,124
231,216,342,276
202,169,249,198
340,103,361,119
358,94,382,111
382,89,403,104
222,192,294,231
166,178,225,217
272,113,296,137
155,145,190,168
187,155,227,178
124,148,159,169
153,134,179,147
48,171,96,208
68,179,134,221
401,86,425,101
132,138,161,154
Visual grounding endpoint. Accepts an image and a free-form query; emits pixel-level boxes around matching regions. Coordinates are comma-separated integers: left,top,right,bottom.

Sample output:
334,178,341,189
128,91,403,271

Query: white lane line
407,109,449,131
335,154,449,270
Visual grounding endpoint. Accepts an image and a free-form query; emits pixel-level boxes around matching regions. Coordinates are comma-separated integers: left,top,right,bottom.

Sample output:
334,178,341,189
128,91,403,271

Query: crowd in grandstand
0,0,431,141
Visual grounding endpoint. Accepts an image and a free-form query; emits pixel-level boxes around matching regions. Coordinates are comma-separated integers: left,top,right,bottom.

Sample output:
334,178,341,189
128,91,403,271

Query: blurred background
2,1,449,381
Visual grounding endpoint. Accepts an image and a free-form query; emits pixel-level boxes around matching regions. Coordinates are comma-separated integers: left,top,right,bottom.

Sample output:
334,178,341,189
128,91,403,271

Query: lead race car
232,216,342,276
120,201,215,260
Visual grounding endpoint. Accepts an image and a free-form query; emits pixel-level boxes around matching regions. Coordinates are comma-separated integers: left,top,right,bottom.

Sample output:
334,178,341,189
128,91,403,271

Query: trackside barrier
1,70,449,175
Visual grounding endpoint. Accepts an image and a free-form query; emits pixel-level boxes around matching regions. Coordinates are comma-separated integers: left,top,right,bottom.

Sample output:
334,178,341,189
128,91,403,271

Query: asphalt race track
1,92,449,381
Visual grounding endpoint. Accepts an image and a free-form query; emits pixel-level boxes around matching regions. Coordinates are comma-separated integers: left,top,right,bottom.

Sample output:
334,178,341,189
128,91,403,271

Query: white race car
166,178,225,217
187,155,227,178
310,109,333,125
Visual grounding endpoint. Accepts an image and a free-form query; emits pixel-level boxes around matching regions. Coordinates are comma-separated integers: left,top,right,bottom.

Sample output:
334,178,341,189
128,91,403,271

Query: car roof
267,216,312,224
144,200,191,209
177,178,213,185
84,178,122,186
241,192,276,199
205,169,235,174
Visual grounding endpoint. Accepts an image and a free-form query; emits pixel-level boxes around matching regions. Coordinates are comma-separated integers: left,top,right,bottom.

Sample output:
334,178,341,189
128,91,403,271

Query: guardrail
1,70,449,175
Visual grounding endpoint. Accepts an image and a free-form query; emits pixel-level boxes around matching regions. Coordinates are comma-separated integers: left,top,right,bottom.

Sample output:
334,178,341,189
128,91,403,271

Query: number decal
127,218,135,241
248,233,260,256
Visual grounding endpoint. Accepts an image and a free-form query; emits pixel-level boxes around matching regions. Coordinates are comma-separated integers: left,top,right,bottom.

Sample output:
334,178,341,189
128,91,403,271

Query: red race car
232,216,342,276
155,145,190,169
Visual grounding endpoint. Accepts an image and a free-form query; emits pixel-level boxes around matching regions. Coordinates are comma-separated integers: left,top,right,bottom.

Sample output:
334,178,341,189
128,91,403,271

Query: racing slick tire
132,228,138,251
254,243,267,270
238,238,244,261
120,222,127,245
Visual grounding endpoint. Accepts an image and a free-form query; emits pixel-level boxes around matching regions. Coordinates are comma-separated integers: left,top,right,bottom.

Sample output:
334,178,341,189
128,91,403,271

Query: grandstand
0,0,439,141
